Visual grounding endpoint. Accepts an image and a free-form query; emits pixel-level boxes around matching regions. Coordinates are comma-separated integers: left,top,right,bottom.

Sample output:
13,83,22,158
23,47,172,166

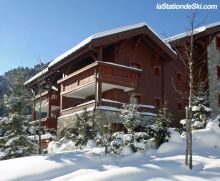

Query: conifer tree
0,114,36,159
75,108,96,147
121,91,141,134
153,102,172,147
191,82,211,129
0,69,37,160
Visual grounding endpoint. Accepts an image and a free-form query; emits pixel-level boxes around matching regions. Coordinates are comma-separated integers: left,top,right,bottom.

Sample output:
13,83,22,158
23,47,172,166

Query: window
218,94,220,107
154,67,160,76
216,37,220,49
177,72,182,81
177,102,183,110
217,66,220,79
130,62,141,69
154,98,161,107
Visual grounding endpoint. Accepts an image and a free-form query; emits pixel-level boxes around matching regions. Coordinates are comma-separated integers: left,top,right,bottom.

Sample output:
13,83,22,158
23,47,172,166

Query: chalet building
27,22,218,134
166,22,220,119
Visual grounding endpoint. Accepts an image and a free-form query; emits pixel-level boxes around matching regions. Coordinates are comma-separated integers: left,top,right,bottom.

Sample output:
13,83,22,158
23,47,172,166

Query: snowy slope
0,119,220,181
0,147,219,181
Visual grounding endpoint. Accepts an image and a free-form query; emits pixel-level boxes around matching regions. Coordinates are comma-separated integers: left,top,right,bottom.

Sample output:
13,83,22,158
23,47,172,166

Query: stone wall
207,34,220,118
57,108,154,136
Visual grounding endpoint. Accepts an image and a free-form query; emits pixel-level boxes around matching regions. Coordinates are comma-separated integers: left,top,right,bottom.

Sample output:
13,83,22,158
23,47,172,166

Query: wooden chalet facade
25,22,220,134
166,22,220,119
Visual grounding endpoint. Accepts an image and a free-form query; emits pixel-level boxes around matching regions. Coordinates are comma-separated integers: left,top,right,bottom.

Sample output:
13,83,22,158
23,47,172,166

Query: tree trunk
185,108,189,166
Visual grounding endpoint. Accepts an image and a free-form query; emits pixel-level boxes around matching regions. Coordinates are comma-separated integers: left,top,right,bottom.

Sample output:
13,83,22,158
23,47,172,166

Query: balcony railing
60,99,155,117
61,100,95,116
58,61,142,95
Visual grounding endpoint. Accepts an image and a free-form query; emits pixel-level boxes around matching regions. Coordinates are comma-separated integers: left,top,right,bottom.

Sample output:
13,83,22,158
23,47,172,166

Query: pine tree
95,115,111,156
121,91,141,134
0,69,37,160
191,82,211,129
153,102,172,147
0,114,36,159
5,68,32,115
75,108,96,148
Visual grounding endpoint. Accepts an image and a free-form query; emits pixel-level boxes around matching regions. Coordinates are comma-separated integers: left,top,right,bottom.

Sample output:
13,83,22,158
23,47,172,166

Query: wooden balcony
58,61,142,96
60,99,155,117
61,100,95,116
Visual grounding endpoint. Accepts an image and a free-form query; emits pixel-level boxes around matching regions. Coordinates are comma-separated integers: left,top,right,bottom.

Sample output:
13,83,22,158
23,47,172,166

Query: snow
101,61,142,71
58,107,95,119
1,118,220,180
97,106,122,112
0,117,12,124
192,105,201,111
76,100,95,107
25,22,177,86
0,145,220,180
165,21,220,42
180,119,186,125
5,137,19,146
101,99,155,109
202,105,212,112
28,133,56,141
139,104,155,109
48,22,176,69
48,23,145,68
142,112,157,116
24,68,48,86
97,106,156,117
47,138,76,154
101,98,123,104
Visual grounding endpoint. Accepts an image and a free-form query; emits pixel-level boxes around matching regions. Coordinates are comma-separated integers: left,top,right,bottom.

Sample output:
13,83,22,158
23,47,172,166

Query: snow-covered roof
24,68,48,86
165,21,220,42
25,22,176,86
48,22,176,68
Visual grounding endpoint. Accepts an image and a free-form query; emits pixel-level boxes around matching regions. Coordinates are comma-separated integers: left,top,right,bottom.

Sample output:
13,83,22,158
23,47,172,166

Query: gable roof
24,67,48,86
48,22,176,68
25,22,176,86
165,21,220,43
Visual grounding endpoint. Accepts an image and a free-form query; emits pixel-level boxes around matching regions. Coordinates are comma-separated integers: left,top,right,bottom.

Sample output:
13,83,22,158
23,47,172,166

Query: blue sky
0,0,219,75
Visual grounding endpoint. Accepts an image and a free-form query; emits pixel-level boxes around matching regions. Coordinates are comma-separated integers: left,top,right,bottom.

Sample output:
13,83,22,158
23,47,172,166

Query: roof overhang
165,21,220,46
47,22,177,69
25,22,177,86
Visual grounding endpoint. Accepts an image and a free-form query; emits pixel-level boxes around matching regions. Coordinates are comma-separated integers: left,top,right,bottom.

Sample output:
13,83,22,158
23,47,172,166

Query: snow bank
0,117,220,180
47,141,59,154
58,138,76,152
1,145,220,181
159,117,220,154
206,118,220,135
86,140,97,149
47,138,76,154
157,129,184,154
193,118,220,149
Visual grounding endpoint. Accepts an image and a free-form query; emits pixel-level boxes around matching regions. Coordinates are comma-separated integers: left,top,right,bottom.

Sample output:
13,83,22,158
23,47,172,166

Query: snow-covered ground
0,147,219,181
0,119,220,181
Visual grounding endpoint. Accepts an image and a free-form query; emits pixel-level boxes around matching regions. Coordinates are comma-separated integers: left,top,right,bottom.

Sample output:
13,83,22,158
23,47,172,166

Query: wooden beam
96,47,103,61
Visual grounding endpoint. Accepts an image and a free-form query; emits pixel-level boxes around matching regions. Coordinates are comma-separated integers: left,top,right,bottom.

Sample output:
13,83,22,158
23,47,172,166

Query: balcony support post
97,80,102,106
95,65,102,107
48,100,51,119
97,47,103,61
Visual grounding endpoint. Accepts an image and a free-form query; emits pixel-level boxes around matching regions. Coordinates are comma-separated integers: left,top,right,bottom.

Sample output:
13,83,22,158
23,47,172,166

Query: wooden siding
58,61,141,95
